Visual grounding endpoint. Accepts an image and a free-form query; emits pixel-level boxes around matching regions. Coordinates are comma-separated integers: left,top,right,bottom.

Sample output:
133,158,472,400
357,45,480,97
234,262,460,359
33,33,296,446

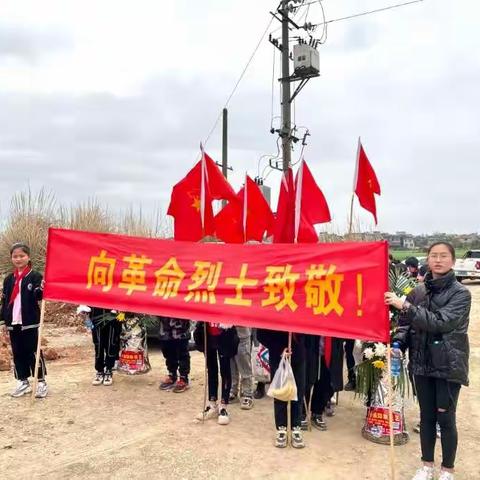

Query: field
391,249,468,261
0,282,479,480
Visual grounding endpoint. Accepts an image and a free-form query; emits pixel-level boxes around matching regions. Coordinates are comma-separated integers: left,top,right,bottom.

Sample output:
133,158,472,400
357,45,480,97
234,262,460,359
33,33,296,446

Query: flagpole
387,344,397,480
30,299,46,404
348,193,355,235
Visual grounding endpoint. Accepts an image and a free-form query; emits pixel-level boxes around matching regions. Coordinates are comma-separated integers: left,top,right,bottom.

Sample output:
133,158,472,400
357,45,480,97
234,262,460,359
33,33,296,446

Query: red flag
273,168,295,243
167,150,236,241
215,175,275,243
294,160,331,243
354,140,381,224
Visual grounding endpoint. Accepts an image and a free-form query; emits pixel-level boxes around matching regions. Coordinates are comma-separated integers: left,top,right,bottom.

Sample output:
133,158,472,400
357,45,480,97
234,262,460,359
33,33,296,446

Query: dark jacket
1,270,43,330
89,307,118,327
193,323,239,358
305,335,344,392
158,316,191,341
395,270,471,386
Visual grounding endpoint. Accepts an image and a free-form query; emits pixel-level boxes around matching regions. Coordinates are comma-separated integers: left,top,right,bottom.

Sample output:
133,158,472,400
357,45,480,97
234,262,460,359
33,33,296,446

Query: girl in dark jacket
194,322,239,426
0,243,47,398
385,242,471,480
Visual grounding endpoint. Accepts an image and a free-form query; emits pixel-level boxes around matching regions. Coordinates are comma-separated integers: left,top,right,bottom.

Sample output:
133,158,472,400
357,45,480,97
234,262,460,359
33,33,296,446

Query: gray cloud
0,23,73,62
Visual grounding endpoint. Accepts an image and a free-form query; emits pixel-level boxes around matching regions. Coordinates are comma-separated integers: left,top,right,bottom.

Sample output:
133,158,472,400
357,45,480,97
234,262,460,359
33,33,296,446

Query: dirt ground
1,283,479,480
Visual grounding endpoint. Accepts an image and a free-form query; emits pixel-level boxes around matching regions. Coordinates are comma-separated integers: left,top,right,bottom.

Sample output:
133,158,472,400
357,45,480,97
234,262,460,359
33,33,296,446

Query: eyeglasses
428,254,452,260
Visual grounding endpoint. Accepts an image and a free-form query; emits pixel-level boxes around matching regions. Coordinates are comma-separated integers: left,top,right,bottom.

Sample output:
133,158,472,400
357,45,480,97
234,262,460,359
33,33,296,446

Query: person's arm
33,272,44,301
406,288,471,334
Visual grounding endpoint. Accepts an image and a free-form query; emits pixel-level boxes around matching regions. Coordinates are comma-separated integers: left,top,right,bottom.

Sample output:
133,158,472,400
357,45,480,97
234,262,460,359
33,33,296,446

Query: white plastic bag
267,354,297,402
252,343,270,383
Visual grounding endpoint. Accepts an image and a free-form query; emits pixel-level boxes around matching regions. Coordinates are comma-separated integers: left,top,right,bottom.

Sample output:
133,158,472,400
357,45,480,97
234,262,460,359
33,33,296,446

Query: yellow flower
403,286,413,295
372,360,385,369
116,312,126,322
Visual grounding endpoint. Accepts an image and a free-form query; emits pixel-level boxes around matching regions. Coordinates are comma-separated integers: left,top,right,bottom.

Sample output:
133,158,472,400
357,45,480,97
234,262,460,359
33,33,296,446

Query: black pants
344,339,355,383
307,356,334,416
415,375,461,469
206,336,231,404
161,339,190,381
269,342,306,429
9,326,46,381
92,322,120,373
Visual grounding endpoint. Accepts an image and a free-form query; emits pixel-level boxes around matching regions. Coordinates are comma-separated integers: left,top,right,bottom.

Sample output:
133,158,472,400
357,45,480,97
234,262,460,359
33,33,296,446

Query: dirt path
1,283,479,480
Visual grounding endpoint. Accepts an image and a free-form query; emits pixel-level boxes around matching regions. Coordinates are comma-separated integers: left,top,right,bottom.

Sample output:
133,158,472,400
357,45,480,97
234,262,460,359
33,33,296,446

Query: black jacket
304,335,344,392
193,323,239,358
158,316,191,341
395,270,471,386
1,270,43,330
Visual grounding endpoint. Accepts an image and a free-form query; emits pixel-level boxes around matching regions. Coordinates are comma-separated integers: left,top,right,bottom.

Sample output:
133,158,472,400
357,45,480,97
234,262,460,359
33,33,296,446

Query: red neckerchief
9,266,32,305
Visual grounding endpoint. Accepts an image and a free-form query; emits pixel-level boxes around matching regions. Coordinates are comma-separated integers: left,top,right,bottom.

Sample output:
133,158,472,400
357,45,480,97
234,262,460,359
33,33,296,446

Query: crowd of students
0,241,471,480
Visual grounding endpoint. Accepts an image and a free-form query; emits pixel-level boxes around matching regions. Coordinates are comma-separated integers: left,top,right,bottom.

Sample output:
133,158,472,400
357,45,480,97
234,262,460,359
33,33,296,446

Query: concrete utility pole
280,0,292,173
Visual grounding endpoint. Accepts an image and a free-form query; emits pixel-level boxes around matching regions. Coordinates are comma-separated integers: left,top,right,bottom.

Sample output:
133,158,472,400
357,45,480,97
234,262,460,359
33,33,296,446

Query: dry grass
0,189,172,274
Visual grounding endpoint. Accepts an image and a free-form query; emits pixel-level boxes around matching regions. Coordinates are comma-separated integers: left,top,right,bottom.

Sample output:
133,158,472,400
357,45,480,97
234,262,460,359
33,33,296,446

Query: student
158,316,191,393
194,322,239,425
0,243,47,398
230,326,254,409
257,328,306,449
387,242,471,480
79,307,121,386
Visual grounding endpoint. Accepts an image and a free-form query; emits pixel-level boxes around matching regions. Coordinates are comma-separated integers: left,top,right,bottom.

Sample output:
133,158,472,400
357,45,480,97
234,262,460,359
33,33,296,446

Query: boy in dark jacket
158,316,191,393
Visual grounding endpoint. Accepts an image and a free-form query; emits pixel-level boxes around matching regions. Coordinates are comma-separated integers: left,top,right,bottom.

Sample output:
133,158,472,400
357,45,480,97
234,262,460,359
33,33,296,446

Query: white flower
363,347,374,360
374,342,387,358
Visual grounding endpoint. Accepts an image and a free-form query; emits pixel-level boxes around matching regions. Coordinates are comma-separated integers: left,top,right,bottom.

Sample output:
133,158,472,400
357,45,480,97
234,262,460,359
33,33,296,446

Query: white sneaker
35,381,48,398
438,471,454,480
11,380,32,397
195,403,218,421
217,406,230,425
412,466,435,480
103,372,113,386
92,372,104,386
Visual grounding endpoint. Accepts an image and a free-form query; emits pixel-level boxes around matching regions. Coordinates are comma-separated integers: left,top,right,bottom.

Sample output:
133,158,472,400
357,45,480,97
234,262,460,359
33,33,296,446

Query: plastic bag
267,354,297,402
118,316,151,375
252,343,270,383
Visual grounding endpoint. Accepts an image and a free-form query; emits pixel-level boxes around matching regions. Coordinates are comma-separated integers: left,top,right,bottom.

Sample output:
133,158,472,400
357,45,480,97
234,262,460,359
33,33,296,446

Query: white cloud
0,0,478,234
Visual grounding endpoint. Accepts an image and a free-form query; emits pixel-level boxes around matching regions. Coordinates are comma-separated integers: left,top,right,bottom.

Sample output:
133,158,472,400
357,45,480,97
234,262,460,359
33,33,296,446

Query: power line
311,0,425,27
203,15,275,148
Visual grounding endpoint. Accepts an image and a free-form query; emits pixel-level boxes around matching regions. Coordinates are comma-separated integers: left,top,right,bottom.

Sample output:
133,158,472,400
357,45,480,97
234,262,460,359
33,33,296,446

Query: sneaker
11,380,32,398
254,382,266,400
240,395,253,410
275,427,288,448
325,401,335,417
35,381,48,398
172,378,189,393
438,471,454,480
217,406,230,425
92,372,104,386
411,466,435,480
159,375,176,391
229,392,238,403
436,423,441,438
344,380,356,391
195,403,218,421
103,372,113,386
312,414,327,431
300,417,309,431
291,427,306,449
413,422,421,434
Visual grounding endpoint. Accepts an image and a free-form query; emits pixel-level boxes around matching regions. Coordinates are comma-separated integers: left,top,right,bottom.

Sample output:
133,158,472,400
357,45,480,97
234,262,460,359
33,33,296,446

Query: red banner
43,228,389,341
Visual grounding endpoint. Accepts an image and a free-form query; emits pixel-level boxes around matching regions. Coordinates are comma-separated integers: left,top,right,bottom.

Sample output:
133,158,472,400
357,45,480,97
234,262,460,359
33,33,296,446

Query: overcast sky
0,0,478,235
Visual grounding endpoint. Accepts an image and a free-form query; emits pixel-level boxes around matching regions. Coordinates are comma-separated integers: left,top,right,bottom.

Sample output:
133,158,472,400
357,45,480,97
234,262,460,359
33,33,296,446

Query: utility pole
280,0,292,173
222,108,228,179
